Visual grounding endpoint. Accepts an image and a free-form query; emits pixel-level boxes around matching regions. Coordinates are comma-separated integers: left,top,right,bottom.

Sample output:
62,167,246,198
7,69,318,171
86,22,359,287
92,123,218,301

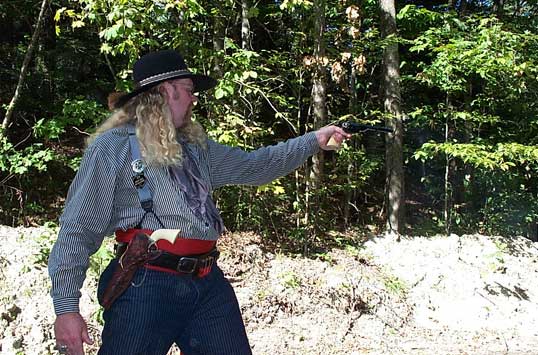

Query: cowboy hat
114,50,217,108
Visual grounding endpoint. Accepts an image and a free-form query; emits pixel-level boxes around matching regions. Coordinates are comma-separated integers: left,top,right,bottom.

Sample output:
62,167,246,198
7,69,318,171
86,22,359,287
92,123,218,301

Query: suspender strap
127,124,164,228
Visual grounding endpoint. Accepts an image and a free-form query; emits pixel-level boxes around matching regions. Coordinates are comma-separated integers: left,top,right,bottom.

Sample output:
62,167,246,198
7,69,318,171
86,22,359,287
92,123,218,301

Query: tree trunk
459,82,474,214
302,0,327,254
2,0,49,134
37,1,56,110
493,0,505,17
309,0,327,188
212,3,226,77
444,117,452,235
344,58,358,226
444,95,461,235
380,0,405,235
296,70,305,231
459,0,469,16
527,222,538,242
241,0,252,50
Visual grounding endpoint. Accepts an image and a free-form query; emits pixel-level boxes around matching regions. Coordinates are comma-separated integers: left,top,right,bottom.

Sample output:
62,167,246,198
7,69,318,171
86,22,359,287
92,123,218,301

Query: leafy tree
1,0,537,242
400,5,538,235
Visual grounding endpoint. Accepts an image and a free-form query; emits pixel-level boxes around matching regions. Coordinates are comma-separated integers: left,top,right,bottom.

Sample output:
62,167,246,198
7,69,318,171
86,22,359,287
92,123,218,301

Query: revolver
327,121,393,149
339,121,393,134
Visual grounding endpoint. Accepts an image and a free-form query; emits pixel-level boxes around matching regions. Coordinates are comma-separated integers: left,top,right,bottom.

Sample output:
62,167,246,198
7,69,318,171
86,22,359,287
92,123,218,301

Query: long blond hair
88,85,207,166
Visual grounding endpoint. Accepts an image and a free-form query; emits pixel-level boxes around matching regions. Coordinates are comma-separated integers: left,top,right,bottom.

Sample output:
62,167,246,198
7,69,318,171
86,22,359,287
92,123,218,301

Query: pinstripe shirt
48,125,319,315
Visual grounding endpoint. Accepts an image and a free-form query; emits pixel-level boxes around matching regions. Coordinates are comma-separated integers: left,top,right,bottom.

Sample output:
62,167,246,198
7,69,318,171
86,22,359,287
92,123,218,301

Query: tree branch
2,0,49,135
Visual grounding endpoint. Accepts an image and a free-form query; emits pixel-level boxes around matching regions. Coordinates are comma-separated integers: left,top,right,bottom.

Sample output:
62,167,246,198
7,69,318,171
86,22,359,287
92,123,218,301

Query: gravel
1,226,537,354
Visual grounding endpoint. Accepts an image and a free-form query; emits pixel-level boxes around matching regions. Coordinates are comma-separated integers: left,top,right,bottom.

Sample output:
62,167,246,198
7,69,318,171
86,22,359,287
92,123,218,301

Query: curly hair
88,85,207,166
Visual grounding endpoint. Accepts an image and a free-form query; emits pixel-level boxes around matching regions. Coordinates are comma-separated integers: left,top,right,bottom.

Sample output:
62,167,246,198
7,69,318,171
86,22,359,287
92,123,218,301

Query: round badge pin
131,159,146,174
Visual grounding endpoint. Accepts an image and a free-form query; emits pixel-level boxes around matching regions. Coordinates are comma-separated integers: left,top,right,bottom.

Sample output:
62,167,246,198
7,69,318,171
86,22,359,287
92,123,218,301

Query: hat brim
114,72,217,109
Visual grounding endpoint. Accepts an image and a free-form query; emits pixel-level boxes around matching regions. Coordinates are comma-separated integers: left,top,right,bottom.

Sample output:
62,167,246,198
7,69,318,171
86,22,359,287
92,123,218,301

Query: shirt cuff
53,297,80,315
304,131,320,155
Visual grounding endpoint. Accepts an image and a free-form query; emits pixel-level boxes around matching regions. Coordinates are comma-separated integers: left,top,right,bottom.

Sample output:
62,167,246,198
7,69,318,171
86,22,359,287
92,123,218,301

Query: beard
177,119,208,147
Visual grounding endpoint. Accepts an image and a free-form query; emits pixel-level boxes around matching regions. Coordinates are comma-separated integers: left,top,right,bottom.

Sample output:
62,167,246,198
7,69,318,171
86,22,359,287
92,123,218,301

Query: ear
159,82,173,99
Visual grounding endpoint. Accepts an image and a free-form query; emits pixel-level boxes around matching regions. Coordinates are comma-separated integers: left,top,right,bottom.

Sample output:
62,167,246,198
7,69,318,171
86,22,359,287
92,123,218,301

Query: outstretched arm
208,125,350,189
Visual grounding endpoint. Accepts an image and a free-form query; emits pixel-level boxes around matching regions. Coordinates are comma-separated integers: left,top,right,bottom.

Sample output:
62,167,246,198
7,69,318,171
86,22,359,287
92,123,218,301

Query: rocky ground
0,225,537,355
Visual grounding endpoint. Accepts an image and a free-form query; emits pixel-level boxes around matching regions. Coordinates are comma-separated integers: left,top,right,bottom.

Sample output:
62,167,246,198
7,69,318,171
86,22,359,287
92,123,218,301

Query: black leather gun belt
115,243,220,274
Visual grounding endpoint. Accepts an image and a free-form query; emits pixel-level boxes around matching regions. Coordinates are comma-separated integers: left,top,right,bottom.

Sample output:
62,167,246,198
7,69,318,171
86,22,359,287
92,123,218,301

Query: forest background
1,0,538,253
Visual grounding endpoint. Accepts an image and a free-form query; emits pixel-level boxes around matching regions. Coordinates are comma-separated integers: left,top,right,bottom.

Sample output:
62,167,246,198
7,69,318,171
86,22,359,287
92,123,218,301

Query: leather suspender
127,124,164,228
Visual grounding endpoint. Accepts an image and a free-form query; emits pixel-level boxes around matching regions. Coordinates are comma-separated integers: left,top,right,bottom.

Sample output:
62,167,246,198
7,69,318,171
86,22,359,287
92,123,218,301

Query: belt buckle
177,257,198,273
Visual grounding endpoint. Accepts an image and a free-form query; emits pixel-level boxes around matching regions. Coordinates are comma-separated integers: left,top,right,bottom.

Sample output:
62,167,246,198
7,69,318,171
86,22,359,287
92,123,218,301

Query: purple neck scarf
169,144,224,235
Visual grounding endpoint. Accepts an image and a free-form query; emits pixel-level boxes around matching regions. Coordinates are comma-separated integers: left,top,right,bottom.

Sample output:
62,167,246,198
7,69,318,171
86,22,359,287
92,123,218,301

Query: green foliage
481,188,538,237
256,179,286,196
278,270,302,289
0,135,55,176
485,239,508,273
33,222,59,268
383,274,407,296
2,0,538,239
0,96,107,200
415,142,512,170
89,238,114,277
401,7,538,234
280,0,313,12
34,98,108,140
410,16,537,96
398,4,442,27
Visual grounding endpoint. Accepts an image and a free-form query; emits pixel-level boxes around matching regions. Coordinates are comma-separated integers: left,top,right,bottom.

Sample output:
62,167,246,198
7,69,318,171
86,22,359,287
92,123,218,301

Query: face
161,78,197,128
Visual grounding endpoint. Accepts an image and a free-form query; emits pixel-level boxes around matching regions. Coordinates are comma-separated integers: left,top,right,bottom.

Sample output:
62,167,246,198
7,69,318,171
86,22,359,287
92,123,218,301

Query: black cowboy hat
114,50,217,108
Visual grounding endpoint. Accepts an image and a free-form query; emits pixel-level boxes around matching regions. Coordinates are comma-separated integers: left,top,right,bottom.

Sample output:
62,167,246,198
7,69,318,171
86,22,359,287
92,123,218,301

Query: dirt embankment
0,225,537,354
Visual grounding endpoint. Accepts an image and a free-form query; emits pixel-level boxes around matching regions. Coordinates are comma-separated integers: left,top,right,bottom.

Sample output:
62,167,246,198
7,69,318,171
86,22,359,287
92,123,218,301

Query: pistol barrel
341,122,393,134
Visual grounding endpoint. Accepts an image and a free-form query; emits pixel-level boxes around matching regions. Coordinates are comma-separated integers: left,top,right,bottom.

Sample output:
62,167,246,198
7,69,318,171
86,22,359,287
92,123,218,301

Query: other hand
54,312,93,355
315,125,351,150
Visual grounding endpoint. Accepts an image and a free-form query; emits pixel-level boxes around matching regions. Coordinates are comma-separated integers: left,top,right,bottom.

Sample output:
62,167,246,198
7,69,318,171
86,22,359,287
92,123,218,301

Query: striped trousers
97,259,252,355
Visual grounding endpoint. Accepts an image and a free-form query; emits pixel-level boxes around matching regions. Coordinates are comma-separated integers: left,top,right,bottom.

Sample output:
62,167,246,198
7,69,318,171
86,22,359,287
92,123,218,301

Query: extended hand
54,312,93,355
315,125,351,150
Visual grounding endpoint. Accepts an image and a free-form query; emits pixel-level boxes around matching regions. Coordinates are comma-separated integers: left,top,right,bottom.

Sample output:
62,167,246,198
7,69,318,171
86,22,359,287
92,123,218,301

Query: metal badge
132,174,146,188
131,159,146,174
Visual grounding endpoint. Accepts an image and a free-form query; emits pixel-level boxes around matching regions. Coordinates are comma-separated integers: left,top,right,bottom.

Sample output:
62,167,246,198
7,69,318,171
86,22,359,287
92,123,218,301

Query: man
48,49,349,355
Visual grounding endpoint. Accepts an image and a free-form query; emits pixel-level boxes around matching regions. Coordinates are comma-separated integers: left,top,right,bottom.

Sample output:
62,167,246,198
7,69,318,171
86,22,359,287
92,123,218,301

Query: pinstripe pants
97,259,252,355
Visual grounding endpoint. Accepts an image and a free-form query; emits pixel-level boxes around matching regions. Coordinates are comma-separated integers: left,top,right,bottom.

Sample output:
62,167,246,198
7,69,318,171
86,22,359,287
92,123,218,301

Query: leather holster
100,233,161,310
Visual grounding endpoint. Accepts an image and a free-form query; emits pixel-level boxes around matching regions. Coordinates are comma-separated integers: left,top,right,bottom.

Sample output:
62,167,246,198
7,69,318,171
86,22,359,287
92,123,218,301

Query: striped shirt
48,125,319,315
